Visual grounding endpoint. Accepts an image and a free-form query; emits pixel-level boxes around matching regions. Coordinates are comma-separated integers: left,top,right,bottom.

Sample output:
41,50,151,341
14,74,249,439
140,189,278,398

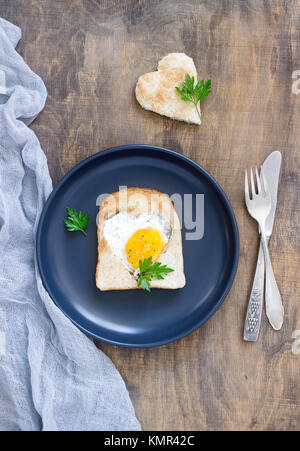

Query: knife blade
262,151,282,237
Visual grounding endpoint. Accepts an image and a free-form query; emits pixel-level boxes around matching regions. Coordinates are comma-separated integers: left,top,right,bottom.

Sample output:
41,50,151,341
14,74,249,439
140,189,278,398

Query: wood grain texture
1,0,299,430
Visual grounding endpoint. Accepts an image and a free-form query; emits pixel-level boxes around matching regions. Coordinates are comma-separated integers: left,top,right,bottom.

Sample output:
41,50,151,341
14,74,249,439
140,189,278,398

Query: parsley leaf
175,74,211,122
64,207,90,236
137,257,174,292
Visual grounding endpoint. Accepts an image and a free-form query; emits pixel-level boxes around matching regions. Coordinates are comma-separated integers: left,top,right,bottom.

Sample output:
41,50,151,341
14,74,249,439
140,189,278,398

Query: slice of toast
135,53,201,125
96,187,186,291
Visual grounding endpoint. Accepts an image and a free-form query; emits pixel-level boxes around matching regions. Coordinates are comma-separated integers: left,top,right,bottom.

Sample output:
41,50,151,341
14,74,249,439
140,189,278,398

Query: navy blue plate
37,145,239,347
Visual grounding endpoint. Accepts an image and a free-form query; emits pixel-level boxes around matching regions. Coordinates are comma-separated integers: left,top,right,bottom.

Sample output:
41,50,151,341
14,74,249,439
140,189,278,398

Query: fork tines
245,167,267,201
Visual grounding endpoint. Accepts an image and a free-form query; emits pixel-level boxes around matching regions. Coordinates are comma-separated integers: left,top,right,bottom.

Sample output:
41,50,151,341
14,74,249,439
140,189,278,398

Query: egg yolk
125,228,166,270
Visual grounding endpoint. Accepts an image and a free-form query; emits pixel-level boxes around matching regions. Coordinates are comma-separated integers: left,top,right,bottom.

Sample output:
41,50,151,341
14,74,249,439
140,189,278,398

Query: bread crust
96,187,186,291
135,53,201,125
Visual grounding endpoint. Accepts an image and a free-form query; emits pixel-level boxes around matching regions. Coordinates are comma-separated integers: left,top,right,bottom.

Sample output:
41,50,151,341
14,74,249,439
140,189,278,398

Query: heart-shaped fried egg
103,212,171,271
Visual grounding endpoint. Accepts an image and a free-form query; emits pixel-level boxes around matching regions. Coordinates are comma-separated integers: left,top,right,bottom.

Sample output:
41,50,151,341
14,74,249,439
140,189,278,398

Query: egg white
103,212,171,271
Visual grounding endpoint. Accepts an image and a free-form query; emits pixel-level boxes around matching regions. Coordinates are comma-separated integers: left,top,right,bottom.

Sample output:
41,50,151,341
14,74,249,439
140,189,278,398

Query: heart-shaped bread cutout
135,53,201,125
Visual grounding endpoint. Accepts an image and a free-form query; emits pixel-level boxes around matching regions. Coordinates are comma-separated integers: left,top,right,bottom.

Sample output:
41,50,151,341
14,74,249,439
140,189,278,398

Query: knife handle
243,237,264,342
260,232,284,330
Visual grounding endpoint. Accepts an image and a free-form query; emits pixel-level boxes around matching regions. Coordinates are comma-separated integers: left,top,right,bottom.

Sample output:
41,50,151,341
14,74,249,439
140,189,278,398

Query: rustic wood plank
1,0,299,430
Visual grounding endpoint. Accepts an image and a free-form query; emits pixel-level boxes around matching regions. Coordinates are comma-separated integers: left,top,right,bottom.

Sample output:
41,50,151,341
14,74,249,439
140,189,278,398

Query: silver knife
243,151,282,341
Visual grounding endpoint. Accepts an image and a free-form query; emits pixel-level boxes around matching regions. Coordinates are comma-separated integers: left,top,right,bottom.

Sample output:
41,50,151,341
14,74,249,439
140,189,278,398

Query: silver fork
245,167,284,331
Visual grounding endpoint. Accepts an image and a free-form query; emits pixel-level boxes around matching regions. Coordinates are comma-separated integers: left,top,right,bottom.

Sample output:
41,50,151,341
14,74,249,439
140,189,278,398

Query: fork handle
243,237,264,341
260,231,284,330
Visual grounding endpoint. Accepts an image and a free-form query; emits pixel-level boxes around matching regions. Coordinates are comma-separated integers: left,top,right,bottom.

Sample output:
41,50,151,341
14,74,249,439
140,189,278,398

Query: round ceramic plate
37,145,239,347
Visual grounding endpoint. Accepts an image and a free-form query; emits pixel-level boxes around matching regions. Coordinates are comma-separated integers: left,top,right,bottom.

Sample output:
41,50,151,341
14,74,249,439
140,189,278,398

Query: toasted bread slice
96,187,186,291
135,53,201,125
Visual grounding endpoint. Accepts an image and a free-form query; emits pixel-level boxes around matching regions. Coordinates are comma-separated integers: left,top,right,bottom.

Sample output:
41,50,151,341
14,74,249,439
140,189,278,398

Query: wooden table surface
2,0,299,431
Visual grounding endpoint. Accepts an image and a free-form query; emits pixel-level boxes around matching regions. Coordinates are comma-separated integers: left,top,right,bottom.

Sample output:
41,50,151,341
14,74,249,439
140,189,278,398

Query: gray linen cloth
0,18,140,431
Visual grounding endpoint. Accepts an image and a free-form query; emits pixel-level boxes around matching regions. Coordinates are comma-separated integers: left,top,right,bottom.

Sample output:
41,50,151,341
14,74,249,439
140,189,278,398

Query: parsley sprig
137,257,174,292
64,208,90,236
175,74,211,122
